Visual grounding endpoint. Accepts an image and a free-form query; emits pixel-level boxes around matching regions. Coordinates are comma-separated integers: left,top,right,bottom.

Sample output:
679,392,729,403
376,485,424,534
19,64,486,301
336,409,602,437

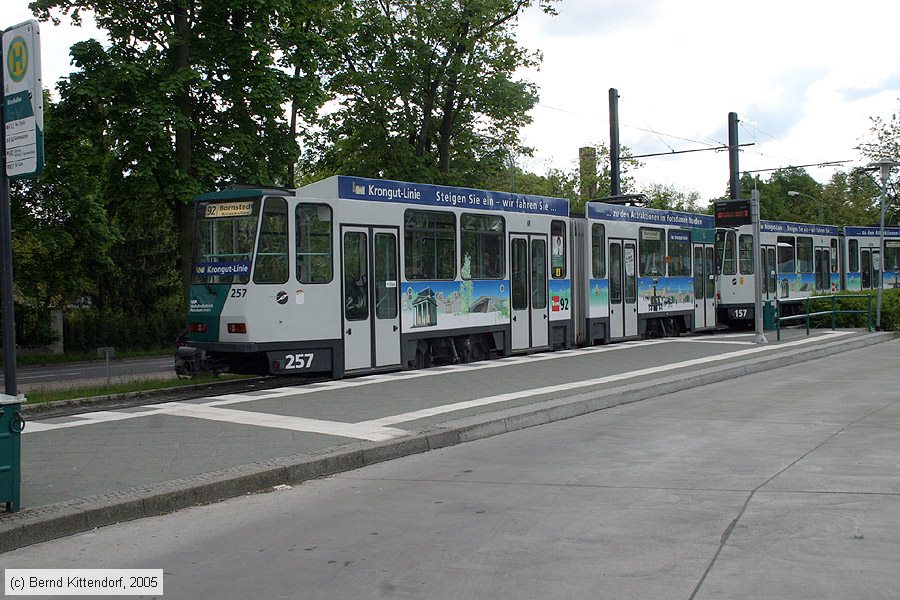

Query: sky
6,0,900,203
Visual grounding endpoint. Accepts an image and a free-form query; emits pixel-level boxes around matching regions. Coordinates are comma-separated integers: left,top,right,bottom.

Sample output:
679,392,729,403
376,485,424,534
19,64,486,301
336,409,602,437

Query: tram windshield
192,199,261,284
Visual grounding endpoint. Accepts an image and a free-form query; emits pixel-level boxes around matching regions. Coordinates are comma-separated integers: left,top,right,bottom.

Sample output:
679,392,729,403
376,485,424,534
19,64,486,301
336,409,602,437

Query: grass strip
24,374,253,405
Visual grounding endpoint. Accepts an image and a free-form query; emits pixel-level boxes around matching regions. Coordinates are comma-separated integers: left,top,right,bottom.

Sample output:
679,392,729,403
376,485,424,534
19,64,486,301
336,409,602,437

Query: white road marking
165,404,407,441
361,331,853,427
23,331,853,440
669,338,756,345
19,370,82,381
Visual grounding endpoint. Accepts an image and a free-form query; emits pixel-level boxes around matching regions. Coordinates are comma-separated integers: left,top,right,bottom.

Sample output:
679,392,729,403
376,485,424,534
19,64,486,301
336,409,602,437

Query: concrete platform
0,328,893,552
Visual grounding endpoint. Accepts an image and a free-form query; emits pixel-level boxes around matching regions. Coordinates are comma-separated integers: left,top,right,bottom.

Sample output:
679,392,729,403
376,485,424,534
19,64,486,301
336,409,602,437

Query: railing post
805,297,810,336
831,295,836,330
867,295,873,332
776,297,781,341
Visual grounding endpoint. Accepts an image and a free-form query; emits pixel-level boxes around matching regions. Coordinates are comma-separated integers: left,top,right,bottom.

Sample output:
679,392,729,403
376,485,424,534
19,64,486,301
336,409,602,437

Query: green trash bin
763,300,777,331
0,396,24,513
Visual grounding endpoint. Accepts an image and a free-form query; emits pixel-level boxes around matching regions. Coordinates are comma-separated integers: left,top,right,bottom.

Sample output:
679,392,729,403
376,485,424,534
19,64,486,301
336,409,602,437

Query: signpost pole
751,189,767,344
0,38,15,395
1,20,43,398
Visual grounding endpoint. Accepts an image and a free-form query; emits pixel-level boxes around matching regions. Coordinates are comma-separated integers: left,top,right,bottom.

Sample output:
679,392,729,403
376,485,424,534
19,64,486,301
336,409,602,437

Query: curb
0,331,894,553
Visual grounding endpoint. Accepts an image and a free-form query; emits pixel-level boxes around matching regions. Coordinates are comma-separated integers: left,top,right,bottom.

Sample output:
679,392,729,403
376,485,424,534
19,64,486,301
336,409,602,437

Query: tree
860,106,900,223
304,0,558,186
642,183,702,213
10,92,119,313
30,0,332,298
821,170,881,226
736,167,882,226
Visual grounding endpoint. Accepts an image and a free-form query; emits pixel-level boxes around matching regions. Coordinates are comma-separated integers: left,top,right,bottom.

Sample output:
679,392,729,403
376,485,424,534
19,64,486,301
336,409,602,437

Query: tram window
461,213,505,280
705,246,716,299
885,240,900,271
253,198,289,284
693,246,703,298
639,228,665,277
830,239,839,272
861,250,872,288
404,210,456,280
591,224,606,278
815,249,825,290
194,200,258,285
739,234,754,274
797,237,813,273
777,236,795,274
296,204,332,284
624,245,637,303
721,231,736,276
849,239,859,272
609,243,622,303
374,233,397,319
551,220,566,278
532,238,548,309
344,232,368,321
667,230,691,276
511,238,528,310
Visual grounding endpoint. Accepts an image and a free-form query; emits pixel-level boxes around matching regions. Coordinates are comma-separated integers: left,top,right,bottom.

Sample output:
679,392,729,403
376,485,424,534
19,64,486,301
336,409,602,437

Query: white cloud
5,2,107,93
517,0,900,201
8,0,900,203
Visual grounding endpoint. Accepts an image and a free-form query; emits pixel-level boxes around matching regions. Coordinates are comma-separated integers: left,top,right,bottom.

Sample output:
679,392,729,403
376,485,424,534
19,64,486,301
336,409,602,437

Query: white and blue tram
715,220,841,326
843,226,900,292
572,202,717,343
177,176,573,378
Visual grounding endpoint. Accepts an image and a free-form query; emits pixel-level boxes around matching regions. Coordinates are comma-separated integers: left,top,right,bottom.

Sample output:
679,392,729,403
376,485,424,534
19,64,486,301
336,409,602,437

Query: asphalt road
16,356,175,392
3,336,898,599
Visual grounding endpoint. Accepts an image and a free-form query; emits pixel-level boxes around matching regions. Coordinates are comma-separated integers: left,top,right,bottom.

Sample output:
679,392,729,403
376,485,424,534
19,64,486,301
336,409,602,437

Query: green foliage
10,92,120,311
303,0,558,185
25,373,252,405
737,168,881,226
63,299,185,353
805,289,900,331
30,0,333,299
642,183,702,212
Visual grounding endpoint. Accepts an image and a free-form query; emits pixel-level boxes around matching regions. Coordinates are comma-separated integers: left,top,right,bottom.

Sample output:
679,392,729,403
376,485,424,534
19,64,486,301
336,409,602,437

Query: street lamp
787,190,823,223
868,158,900,330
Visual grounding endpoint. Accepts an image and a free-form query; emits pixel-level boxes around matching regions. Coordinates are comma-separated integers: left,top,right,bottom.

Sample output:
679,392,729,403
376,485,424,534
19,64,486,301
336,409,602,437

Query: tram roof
194,187,291,202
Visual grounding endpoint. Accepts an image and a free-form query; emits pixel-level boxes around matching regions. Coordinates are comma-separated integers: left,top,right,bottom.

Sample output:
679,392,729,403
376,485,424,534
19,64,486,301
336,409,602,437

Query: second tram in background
716,221,900,327
716,220,840,327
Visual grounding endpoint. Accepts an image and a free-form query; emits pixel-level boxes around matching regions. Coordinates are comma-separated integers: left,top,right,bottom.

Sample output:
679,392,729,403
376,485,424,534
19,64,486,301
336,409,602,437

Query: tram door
815,246,831,291
510,234,549,351
609,239,638,339
760,244,777,299
861,249,880,289
693,243,716,329
342,226,401,372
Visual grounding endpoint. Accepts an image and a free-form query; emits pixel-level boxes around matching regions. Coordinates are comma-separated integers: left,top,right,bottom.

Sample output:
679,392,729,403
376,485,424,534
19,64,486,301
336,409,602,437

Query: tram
572,202,716,344
843,226,900,292
176,176,722,378
177,176,572,378
715,220,841,326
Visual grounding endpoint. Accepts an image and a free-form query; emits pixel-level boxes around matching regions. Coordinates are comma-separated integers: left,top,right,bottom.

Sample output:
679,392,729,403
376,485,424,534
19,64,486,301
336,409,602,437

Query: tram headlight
227,323,247,334
189,322,206,334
